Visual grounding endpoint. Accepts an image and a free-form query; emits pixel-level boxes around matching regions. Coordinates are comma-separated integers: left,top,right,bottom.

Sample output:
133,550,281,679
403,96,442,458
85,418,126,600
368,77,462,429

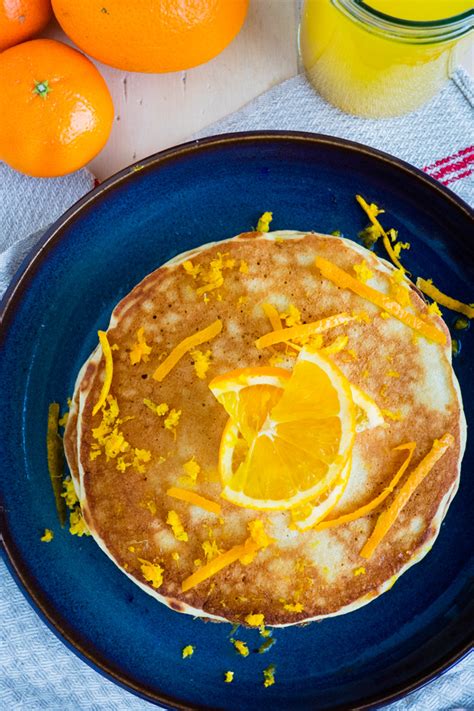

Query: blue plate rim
1,131,473,710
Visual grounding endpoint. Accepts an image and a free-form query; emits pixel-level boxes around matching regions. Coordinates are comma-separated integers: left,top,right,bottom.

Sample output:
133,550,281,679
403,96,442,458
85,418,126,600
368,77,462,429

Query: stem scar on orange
0,39,114,178
0,0,52,51
51,0,249,73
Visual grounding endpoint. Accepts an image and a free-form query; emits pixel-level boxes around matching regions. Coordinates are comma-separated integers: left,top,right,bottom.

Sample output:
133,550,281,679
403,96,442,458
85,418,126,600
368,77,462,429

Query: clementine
0,39,114,178
51,0,249,73
0,0,52,51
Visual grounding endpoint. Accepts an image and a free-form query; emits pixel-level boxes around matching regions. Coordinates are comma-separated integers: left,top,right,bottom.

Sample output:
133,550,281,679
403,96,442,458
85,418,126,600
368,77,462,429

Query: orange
291,457,352,531
51,0,249,73
0,0,52,51
209,367,290,444
0,39,114,177
211,350,356,511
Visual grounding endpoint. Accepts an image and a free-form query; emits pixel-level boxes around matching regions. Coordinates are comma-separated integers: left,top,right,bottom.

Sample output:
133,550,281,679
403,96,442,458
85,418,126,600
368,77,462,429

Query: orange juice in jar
300,1,473,118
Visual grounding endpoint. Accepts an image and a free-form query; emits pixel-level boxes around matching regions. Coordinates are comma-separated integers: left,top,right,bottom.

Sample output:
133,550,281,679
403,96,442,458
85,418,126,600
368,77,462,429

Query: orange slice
210,367,383,439
351,384,385,433
291,456,352,531
209,367,290,444
214,349,355,510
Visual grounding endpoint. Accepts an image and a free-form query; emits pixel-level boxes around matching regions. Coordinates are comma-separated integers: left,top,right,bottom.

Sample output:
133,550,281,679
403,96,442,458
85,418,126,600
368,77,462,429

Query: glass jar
300,0,473,118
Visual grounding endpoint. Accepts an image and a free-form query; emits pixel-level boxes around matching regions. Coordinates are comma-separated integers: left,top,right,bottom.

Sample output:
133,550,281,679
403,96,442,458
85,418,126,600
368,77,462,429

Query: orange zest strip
181,540,259,593
315,257,446,345
314,443,416,531
166,487,222,516
262,303,282,331
262,302,301,353
92,331,113,415
355,195,406,273
360,433,454,560
416,278,474,319
153,319,222,382
255,312,356,350
320,335,349,355
46,403,67,527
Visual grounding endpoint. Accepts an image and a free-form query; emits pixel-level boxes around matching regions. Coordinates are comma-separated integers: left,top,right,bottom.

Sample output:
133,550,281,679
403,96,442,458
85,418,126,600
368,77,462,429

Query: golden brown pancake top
65,232,463,626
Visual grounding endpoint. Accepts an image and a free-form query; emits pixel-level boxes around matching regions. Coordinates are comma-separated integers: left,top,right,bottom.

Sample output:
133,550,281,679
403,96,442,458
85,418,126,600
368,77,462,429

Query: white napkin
1,69,473,710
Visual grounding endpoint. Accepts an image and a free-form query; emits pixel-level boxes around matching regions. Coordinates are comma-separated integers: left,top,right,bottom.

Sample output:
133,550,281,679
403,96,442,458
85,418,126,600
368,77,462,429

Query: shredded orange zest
129,327,152,365
153,319,222,382
280,304,302,327
353,567,366,576
356,195,406,272
166,510,188,542
283,602,303,613
190,349,212,379
47,402,67,527
262,302,282,331
202,540,223,561
416,278,474,319
390,269,411,308
61,478,78,510
360,434,454,559
257,211,273,233
245,613,264,627
143,399,169,416
41,528,54,542
182,645,194,658
182,260,202,279
166,487,222,515
92,331,114,415
247,519,273,548
233,640,249,656
69,508,91,537
427,301,443,317
315,257,446,345
181,540,259,592
353,261,374,283
240,260,249,274
164,408,181,437
381,409,404,421
263,664,276,687
224,671,234,683
315,443,416,531
255,312,357,350
262,302,302,353
139,558,164,588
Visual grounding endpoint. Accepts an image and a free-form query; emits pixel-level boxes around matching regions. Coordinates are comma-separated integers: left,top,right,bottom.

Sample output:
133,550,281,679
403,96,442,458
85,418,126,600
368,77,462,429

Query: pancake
64,230,465,626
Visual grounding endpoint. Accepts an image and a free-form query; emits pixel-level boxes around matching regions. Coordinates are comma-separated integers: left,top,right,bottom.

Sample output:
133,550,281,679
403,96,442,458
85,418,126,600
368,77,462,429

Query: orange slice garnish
212,349,355,511
360,433,454,559
209,367,290,444
291,456,352,531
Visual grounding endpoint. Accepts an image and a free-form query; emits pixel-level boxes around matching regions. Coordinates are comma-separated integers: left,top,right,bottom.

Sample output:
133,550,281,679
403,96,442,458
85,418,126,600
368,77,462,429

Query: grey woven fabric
1,69,473,710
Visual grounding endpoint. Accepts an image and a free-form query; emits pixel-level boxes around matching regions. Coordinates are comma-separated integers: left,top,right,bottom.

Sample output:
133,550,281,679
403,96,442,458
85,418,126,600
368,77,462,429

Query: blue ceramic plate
1,133,473,710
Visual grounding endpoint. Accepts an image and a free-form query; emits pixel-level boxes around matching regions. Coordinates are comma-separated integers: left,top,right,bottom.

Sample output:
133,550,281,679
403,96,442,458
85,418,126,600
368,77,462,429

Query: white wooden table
46,0,472,182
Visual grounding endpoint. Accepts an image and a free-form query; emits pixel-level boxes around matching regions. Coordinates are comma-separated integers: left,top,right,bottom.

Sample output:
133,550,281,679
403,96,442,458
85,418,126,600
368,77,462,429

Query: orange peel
315,257,446,345
416,278,474,319
92,330,113,415
355,194,407,272
314,442,416,531
166,487,222,516
153,319,222,382
181,540,259,592
360,433,454,559
255,312,357,350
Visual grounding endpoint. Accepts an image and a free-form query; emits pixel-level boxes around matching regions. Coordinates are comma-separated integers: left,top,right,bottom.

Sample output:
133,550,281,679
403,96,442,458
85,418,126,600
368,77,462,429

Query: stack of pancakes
65,231,465,626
